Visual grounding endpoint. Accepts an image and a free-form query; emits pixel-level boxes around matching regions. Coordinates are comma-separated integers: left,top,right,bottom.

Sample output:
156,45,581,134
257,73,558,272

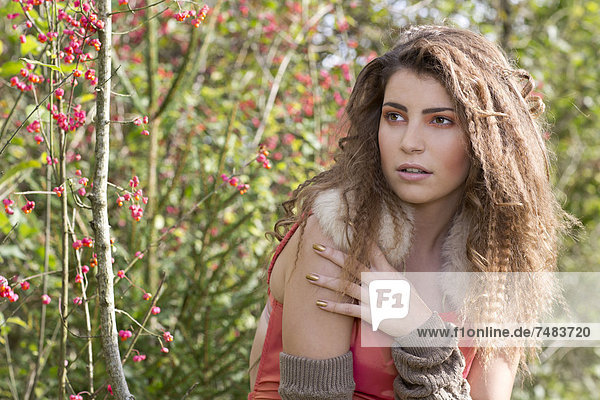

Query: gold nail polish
306,273,319,281
316,300,328,307
312,243,326,252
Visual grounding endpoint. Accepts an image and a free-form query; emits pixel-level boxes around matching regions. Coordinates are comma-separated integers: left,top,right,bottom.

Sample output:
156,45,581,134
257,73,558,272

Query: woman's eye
432,116,453,125
385,112,404,122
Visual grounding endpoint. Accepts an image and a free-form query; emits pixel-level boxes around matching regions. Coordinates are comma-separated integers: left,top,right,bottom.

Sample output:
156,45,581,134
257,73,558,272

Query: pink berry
21,200,35,214
142,292,152,300
20,281,30,290
118,330,132,341
42,294,51,304
151,306,161,315
117,270,125,278
163,331,174,342
161,347,169,353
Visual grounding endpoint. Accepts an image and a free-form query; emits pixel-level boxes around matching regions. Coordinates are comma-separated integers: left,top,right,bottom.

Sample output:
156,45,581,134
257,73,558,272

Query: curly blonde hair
270,25,572,366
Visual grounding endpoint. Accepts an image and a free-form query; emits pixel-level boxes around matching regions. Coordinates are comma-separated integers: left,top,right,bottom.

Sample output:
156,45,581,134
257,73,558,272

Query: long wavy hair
270,25,572,366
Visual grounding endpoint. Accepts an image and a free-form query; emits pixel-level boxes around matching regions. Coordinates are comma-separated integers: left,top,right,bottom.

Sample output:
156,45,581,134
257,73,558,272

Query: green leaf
0,61,23,77
6,317,28,329
79,93,96,103
0,159,42,186
20,57,66,75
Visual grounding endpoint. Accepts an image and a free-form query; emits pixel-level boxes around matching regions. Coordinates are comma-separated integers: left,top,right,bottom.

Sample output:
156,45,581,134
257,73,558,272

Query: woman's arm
281,215,355,358
466,349,519,400
277,215,356,398
249,304,269,391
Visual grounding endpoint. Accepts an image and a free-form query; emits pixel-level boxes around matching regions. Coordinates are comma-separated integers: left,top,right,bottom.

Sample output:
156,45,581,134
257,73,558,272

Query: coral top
248,223,476,399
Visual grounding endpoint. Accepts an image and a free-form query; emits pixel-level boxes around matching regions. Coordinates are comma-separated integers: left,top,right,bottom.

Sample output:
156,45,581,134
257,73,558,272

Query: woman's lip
396,170,432,181
397,163,432,173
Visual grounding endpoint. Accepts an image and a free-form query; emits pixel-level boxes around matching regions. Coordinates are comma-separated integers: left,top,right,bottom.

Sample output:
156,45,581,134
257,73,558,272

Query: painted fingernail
312,243,326,252
316,300,328,307
306,273,319,282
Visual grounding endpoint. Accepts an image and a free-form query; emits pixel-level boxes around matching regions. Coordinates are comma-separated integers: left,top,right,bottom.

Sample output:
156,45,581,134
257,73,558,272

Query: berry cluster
133,115,150,136
0,275,19,302
9,62,44,92
256,144,272,169
173,4,210,28
221,174,250,195
72,236,94,251
3,198,16,215
116,175,148,221
22,200,36,214
219,144,273,195
47,103,87,133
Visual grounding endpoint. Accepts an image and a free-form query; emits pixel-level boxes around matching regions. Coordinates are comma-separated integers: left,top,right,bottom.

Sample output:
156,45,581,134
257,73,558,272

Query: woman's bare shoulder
270,214,347,303
273,214,354,359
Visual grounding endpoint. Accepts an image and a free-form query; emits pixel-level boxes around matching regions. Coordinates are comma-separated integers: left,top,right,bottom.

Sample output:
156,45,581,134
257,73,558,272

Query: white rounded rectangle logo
368,279,411,331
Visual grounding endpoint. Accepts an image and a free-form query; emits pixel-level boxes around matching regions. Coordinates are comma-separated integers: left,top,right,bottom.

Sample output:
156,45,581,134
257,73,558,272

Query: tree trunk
90,0,134,398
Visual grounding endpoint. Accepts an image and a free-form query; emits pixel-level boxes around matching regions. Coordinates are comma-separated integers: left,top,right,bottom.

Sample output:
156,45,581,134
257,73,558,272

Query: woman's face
378,69,470,211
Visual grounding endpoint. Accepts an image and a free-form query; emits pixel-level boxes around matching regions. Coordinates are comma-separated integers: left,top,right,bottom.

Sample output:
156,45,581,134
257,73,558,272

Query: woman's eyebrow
422,107,455,114
382,102,454,115
382,102,407,112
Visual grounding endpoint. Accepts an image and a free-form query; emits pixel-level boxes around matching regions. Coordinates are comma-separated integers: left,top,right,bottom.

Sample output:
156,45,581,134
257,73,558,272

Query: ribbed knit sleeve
278,351,355,399
391,313,471,399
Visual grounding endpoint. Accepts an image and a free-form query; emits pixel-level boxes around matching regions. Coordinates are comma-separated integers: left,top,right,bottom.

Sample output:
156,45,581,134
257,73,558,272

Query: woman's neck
405,202,458,272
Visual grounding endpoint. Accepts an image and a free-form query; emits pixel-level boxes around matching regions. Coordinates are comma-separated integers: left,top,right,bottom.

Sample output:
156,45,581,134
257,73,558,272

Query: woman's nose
399,122,425,153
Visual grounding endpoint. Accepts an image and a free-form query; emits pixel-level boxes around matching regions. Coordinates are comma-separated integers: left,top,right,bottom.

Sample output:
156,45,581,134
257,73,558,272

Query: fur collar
312,188,472,312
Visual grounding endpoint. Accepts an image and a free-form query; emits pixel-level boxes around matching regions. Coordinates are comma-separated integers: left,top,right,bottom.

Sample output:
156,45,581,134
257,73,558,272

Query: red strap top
248,223,475,400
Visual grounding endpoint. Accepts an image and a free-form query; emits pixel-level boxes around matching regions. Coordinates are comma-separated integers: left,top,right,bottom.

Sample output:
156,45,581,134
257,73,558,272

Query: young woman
248,25,569,399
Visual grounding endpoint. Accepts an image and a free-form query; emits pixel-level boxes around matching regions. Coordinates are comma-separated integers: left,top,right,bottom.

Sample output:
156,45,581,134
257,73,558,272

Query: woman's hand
307,243,433,338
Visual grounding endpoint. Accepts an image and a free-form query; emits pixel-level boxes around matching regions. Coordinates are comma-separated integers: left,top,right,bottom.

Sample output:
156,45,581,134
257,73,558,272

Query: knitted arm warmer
278,351,355,399
391,313,471,400
277,314,471,400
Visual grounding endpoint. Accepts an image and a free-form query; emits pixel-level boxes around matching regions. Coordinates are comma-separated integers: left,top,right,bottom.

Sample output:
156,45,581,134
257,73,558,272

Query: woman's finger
306,273,370,305
312,243,368,281
312,243,347,267
315,299,369,320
